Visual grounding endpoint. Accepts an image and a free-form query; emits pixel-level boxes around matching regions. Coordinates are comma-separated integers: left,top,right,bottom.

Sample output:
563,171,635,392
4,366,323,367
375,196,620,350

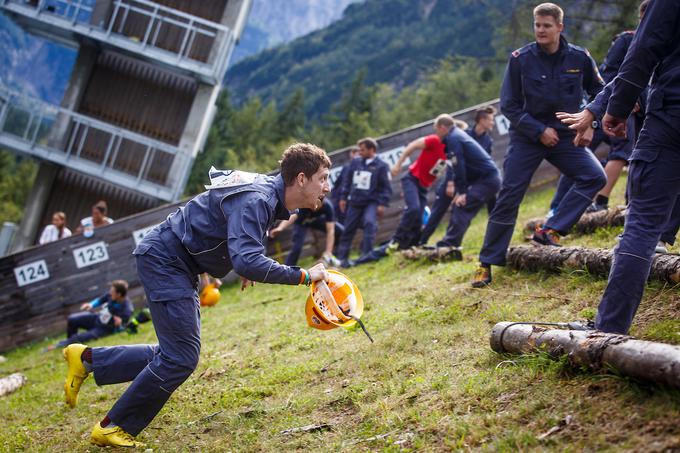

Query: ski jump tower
0,0,251,250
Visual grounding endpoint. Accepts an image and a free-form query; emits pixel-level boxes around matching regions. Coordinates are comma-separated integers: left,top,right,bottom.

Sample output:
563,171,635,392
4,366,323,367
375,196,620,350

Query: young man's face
434,124,452,138
358,143,376,159
109,286,122,301
534,14,563,48
479,114,495,133
301,167,331,210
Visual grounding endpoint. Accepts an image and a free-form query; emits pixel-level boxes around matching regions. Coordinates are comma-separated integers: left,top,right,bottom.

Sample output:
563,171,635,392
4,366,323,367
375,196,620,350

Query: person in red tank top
389,114,456,249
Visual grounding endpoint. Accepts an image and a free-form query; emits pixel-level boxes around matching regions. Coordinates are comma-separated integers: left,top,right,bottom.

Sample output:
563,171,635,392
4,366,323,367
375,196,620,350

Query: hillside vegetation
2,179,679,451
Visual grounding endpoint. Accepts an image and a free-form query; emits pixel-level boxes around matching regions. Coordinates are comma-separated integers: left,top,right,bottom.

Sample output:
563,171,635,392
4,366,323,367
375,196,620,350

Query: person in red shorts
389,114,456,249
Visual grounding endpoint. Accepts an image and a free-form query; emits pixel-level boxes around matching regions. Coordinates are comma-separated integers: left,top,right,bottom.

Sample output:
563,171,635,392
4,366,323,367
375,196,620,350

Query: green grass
2,176,680,451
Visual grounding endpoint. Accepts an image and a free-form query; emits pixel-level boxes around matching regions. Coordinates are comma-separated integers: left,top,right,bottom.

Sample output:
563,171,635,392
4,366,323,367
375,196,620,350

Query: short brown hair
434,114,455,128
279,143,331,186
474,106,497,123
357,137,378,151
110,279,128,297
534,3,564,24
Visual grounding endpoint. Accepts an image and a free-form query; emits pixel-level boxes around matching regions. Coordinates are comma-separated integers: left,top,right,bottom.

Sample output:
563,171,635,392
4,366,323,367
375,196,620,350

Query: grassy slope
2,178,680,452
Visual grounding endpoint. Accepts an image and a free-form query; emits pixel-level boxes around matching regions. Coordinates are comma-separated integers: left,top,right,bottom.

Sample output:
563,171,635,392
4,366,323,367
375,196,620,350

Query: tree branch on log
507,245,680,284
490,322,680,388
525,207,625,236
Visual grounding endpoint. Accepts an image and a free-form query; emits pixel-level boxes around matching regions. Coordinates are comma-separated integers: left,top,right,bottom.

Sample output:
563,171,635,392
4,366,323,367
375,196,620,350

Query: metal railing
0,85,187,201
0,0,234,82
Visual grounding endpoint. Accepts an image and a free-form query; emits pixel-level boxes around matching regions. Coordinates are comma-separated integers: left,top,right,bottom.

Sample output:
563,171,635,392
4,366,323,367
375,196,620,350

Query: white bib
429,158,447,177
98,306,112,324
204,167,259,190
352,170,372,190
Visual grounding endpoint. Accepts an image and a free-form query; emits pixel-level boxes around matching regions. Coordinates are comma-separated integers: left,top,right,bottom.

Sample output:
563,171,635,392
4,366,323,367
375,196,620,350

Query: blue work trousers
285,220,345,266
660,197,680,246
336,203,379,261
57,312,113,347
420,179,452,245
90,228,201,436
596,116,680,334
480,136,606,265
393,174,428,249
437,174,501,248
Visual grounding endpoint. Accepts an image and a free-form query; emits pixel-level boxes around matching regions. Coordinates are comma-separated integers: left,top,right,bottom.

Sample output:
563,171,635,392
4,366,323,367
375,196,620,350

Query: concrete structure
0,0,252,251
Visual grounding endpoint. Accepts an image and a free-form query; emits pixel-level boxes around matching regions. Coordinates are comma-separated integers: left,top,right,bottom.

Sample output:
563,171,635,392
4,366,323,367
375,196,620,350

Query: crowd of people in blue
51,1,680,447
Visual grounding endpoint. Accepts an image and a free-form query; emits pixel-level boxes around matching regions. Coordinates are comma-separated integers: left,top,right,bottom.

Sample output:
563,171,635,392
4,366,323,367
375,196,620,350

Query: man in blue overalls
548,0,650,216
336,138,392,266
330,146,359,225
434,126,501,253
60,143,332,447
269,197,344,266
472,2,606,288
592,0,680,334
465,106,498,213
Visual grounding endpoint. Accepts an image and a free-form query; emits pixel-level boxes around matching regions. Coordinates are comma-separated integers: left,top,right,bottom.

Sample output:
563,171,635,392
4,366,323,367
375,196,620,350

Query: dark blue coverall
57,294,133,347
420,127,495,245
595,0,680,334
435,128,501,248
466,125,497,213
336,156,392,261
88,174,306,435
550,31,639,212
285,198,344,266
331,161,353,225
478,36,607,266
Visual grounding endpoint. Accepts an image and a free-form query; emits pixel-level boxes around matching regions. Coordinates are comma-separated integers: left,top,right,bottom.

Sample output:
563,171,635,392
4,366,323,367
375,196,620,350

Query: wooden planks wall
0,99,572,352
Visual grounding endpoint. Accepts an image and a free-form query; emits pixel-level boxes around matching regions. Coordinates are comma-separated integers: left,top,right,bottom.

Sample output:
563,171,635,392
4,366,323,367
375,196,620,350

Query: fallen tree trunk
525,207,626,236
507,245,680,284
0,373,27,397
490,322,680,388
400,246,462,262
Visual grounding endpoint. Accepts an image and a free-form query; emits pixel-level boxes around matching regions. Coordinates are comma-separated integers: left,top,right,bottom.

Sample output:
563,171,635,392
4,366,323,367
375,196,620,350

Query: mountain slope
225,0,497,118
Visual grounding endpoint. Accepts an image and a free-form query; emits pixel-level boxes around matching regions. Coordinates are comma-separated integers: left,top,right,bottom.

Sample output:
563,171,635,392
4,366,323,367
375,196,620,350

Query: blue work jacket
339,156,392,207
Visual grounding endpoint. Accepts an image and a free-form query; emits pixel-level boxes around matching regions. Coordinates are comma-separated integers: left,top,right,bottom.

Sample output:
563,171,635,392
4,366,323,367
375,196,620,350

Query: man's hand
269,227,282,239
390,166,401,178
454,193,467,207
80,302,92,311
445,181,455,198
556,109,595,147
113,315,122,328
308,262,329,283
339,199,347,213
539,127,559,147
377,205,386,218
240,277,255,291
602,113,627,138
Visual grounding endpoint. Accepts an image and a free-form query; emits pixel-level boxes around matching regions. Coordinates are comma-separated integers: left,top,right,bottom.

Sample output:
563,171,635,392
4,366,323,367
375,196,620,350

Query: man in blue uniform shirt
465,106,498,213
269,197,344,267
434,126,501,253
60,143,332,447
330,146,359,225
472,2,607,288
336,138,392,266
589,0,680,334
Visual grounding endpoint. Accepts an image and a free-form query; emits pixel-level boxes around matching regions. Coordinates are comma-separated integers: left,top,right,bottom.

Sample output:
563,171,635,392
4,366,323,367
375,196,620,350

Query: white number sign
132,225,158,246
14,259,49,287
378,145,409,168
495,114,510,135
73,241,109,269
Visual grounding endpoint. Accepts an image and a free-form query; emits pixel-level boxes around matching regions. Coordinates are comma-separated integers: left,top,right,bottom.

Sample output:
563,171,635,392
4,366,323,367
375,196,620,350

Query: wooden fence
0,98,572,352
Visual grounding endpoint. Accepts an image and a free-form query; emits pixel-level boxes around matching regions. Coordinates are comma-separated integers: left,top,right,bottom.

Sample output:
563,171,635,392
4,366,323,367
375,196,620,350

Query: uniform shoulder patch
511,49,520,58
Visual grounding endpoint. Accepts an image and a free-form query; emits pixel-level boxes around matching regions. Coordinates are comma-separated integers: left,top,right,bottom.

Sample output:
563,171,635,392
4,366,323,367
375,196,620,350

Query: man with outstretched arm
60,143,332,447
562,0,680,334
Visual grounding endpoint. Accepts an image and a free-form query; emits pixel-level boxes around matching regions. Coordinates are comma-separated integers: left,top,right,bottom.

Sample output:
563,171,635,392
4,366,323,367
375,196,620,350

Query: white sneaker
655,241,669,254
322,253,342,267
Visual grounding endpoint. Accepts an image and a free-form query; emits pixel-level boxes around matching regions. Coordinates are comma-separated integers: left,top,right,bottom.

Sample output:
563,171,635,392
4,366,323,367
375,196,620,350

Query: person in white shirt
39,211,72,244
77,201,114,237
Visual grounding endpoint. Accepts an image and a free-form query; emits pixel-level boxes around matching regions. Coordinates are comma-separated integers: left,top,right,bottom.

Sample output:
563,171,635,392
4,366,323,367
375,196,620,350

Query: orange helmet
305,270,373,342
200,283,220,307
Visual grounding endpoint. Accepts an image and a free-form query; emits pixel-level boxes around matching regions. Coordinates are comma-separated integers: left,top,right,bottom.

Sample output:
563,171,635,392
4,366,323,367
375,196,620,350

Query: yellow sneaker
62,344,89,408
90,423,146,448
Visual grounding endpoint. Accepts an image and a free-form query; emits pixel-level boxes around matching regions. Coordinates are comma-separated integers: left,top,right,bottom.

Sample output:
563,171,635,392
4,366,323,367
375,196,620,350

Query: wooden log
400,246,462,262
525,207,626,236
490,322,680,388
0,373,27,397
507,245,680,284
